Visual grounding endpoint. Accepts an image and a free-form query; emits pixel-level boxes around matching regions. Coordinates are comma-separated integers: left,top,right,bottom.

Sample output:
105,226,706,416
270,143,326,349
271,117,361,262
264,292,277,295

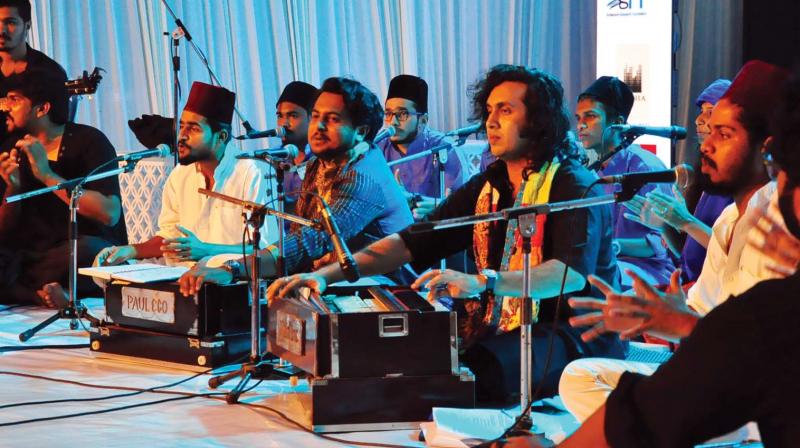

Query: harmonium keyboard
89,281,260,370
267,285,475,432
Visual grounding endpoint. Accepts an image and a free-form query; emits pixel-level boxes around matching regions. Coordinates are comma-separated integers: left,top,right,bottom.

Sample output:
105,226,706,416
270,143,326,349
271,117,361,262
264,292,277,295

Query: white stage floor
0,301,579,447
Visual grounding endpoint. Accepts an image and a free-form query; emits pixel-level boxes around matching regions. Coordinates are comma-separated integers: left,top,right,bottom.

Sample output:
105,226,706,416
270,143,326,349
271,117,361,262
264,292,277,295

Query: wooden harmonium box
267,285,458,378
90,281,261,369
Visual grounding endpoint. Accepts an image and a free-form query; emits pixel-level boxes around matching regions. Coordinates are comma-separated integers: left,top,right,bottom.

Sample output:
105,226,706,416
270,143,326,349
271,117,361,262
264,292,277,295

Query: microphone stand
387,137,467,271
587,133,637,171
159,0,256,138
250,155,295,277
407,183,645,427
169,28,180,165
14,162,142,342
198,189,321,404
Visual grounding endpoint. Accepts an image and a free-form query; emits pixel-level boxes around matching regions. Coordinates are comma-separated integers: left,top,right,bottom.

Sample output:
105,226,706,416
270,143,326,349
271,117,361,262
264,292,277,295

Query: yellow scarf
468,160,560,342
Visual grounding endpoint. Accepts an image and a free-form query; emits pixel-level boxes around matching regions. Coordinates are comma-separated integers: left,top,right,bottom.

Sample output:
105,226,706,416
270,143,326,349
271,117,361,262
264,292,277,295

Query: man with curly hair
267,65,624,403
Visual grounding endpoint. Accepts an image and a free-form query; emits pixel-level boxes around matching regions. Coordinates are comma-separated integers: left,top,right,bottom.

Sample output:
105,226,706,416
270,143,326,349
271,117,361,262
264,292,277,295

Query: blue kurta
599,145,676,286
680,192,733,283
377,127,464,198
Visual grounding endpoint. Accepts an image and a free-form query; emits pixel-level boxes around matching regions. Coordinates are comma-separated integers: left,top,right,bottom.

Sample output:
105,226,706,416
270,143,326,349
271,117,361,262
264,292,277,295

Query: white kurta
156,148,278,264
686,181,785,315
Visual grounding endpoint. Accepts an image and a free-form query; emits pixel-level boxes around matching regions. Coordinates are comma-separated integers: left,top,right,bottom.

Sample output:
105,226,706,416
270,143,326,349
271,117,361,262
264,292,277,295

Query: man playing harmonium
258,65,626,404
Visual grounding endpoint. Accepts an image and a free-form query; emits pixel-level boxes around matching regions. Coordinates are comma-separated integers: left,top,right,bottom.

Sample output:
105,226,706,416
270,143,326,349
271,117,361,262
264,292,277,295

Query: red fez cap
722,60,789,121
184,81,236,125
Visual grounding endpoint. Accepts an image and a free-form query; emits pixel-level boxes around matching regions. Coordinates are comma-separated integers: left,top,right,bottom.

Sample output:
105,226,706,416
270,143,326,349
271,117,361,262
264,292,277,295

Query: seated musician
178,76,413,286
575,76,676,287
559,60,791,426
265,65,626,403
0,0,66,144
94,81,278,267
508,66,800,447
276,80,318,210
0,69,126,307
378,74,463,220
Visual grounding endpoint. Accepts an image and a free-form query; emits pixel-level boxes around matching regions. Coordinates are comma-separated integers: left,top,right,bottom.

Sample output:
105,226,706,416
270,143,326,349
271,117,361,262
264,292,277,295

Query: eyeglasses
383,110,423,123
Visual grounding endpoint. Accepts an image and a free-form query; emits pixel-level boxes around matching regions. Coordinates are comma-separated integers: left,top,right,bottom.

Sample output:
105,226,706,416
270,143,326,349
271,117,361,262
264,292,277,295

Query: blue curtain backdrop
28,0,741,159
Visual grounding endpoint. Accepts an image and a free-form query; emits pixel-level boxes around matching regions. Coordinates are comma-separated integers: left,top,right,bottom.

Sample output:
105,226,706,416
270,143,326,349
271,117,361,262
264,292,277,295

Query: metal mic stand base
208,355,286,404
19,302,99,342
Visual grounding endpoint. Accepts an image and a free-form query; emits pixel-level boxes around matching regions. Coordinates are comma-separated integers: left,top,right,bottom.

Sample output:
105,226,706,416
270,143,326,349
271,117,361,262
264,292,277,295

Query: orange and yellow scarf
465,160,560,345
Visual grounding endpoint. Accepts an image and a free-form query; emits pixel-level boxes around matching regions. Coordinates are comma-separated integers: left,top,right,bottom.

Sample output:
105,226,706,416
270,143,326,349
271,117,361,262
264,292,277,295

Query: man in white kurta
155,145,277,266
559,61,793,429
95,81,277,267
559,182,787,422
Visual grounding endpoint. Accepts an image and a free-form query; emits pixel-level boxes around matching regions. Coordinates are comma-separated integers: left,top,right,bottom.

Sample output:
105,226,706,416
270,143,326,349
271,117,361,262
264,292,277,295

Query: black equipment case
267,285,475,431
89,281,260,369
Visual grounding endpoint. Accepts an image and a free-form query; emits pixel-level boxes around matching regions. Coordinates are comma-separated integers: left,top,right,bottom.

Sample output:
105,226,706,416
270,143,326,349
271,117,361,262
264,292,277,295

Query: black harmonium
90,281,260,369
267,285,475,431
268,285,458,378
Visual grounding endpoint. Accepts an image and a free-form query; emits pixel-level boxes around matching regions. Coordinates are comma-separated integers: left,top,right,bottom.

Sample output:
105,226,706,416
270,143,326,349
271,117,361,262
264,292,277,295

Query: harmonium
89,281,260,370
267,284,475,432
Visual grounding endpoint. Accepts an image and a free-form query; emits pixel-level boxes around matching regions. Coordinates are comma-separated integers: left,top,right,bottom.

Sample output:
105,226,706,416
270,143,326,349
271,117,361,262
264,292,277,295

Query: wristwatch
220,260,243,284
480,269,498,295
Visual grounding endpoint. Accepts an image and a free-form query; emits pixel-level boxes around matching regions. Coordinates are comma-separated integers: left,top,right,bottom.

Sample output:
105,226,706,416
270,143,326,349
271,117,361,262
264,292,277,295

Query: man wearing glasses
377,75,463,220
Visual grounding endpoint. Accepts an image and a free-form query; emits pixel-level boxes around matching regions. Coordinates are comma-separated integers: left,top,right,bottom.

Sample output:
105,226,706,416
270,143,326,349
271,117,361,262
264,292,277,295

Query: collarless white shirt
156,148,278,261
686,181,788,315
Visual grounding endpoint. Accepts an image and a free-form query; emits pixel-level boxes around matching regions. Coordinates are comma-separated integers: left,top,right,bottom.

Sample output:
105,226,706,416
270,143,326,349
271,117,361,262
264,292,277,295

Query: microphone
445,123,482,138
374,126,396,143
599,164,694,189
610,124,687,140
117,145,172,162
236,144,299,160
317,197,360,282
235,126,286,140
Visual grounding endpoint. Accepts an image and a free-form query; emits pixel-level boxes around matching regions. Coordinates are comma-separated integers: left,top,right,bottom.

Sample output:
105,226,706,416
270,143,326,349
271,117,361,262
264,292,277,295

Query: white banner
597,0,674,166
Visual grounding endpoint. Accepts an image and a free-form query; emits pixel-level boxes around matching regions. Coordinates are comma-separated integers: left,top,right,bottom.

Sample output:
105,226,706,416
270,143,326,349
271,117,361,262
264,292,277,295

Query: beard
696,152,760,196
0,33,23,52
177,144,212,166
392,126,419,146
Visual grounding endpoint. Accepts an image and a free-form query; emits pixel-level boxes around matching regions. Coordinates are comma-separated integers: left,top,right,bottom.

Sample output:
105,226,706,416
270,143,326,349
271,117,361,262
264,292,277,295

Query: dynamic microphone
610,124,687,140
599,164,694,189
445,123,482,138
235,126,286,140
117,145,172,162
317,197,360,282
236,144,299,160
374,126,396,143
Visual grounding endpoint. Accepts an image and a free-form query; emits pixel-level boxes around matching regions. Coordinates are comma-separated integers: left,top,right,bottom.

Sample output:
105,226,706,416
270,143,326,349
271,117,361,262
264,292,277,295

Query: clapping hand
747,208,800,276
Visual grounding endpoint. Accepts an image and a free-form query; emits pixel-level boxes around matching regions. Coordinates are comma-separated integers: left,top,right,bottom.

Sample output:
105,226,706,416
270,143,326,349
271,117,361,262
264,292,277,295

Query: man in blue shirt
576,76,675,287
378,75,463,220
275,81,317,207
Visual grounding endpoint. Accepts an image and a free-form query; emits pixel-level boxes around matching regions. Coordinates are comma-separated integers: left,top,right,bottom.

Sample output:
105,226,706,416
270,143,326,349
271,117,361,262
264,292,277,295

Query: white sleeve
243,162,279,247
155,171,182,240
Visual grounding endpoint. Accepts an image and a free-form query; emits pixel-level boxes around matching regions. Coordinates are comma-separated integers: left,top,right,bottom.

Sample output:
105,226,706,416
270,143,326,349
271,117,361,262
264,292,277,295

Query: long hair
469,64,579,178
